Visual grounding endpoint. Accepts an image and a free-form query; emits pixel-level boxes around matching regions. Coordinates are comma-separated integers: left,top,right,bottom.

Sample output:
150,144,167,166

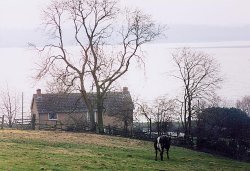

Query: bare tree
135,100,153,138
172,48,222,140
0,88,20,128
31,0,163,132
45,75,76,94
236,96,250,116
152,96,176,136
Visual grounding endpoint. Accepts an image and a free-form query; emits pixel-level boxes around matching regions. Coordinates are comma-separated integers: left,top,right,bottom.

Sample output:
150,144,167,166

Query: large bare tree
172,48,222,140
31,0,163,132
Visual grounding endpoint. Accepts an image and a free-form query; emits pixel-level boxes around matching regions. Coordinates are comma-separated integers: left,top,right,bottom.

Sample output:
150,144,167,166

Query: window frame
48,112,58,121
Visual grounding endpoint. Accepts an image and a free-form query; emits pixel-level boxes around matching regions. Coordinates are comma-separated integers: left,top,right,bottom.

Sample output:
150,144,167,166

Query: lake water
124,41,250,106
0,41,250,116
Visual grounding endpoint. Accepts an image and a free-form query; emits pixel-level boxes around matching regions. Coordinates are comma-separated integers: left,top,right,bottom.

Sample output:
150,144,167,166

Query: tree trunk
79,77,96,131
31,114,36,130
187,96,192,139
184,98,188,139
89,110,96,131
8,120,12,128
97,101,104,134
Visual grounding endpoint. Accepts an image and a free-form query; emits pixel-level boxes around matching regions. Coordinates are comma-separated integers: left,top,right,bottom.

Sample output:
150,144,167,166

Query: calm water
0,41,249,115
125,41,250,105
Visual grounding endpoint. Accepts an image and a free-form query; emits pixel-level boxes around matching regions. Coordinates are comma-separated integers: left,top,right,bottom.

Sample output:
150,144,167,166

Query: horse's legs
155,149,158,161
166,148,169,159
160,149,164,161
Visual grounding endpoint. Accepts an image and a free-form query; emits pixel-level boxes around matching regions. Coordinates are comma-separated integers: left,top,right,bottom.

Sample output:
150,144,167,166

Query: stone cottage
30,87,134,131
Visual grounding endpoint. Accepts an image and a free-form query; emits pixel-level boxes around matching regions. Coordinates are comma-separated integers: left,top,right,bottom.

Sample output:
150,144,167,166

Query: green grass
0,130,249,171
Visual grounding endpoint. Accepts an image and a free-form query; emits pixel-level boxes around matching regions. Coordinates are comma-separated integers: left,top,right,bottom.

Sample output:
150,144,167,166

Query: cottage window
48,112,57,120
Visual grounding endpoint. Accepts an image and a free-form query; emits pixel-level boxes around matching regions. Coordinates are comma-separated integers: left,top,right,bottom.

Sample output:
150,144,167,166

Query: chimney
123,87,129,93
36,89,42,97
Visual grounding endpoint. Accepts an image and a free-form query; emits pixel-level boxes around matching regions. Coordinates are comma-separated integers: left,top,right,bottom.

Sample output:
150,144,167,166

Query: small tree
236,96,250,117
152,96,176,136
135,100,153,138
0,88,20,128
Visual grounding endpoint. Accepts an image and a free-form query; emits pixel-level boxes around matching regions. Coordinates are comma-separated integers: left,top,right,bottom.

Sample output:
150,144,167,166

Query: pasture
0,130,249,171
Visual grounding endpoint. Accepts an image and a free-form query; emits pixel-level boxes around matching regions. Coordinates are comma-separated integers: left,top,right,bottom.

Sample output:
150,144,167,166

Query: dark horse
154,135,171,161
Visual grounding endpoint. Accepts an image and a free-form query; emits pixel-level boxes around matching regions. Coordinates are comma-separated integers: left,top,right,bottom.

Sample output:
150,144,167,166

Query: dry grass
0,129,145,149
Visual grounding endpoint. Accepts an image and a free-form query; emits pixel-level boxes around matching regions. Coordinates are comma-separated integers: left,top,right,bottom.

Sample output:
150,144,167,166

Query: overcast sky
0,0,250,47
0,0,250,116
1,0,250,28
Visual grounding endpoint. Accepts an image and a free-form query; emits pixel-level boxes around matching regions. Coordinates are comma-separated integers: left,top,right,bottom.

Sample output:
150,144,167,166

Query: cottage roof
32,91,133,115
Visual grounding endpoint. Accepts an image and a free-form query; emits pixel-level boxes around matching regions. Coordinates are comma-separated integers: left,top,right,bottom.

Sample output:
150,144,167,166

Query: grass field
0,130,249,171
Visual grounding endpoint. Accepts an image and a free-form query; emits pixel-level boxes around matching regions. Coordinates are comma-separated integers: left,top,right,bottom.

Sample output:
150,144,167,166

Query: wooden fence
14,118,32,129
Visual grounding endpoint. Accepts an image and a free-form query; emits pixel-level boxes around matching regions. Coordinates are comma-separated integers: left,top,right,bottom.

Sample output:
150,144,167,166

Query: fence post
1,115,4,129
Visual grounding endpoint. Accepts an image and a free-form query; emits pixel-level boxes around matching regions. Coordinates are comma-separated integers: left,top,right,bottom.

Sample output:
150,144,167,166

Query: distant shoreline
164,45,250,49
187,45,250,49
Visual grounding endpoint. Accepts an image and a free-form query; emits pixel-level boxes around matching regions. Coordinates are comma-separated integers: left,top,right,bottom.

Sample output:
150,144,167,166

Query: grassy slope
0,130,249,171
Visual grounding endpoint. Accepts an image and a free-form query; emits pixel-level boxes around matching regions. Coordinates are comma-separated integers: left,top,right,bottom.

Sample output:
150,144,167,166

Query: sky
1,0,250,28
0,0,250,46
0,0,250,117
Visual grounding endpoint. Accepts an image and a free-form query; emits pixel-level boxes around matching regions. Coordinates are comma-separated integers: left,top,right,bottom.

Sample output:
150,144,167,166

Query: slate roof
32,91,133,115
